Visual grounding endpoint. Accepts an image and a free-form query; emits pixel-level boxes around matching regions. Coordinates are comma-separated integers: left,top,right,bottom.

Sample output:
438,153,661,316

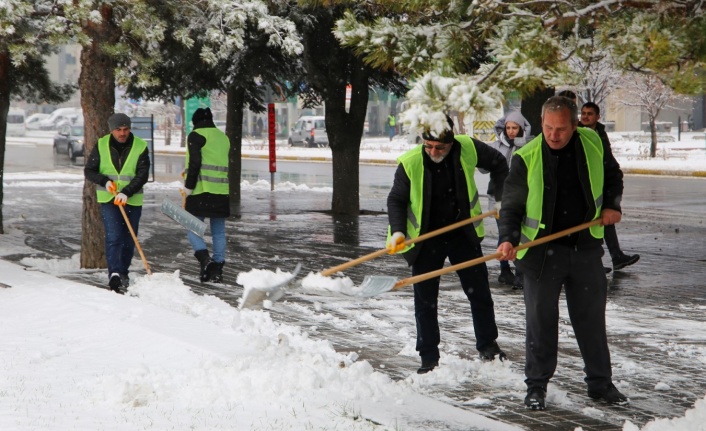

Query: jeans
100,203,141,278
187,217,226,263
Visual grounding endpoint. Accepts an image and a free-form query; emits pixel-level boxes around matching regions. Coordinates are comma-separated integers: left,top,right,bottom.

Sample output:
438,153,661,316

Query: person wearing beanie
482,110,532,289
386,114,510,374
84,112,150,294
183,107,231,283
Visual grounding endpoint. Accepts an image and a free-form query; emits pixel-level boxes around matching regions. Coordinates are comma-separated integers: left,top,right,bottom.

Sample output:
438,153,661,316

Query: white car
38,108,82,130
7,108,27,136
24,113,49,130
288,116,329,148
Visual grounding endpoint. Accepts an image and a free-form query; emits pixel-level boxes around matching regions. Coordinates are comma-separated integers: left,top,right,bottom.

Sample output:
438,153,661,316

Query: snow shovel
356,219,602,297
112,191,152,275
239,263,302,310
159,189,208,238
320,209,498,277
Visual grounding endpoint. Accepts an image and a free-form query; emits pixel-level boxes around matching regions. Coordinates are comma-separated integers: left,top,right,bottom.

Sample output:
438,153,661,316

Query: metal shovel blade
239,263,302,310
355,275,399,297
160,199,207,238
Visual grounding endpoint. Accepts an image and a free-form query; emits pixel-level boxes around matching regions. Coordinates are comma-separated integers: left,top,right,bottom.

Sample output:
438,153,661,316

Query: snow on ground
2,129,706,430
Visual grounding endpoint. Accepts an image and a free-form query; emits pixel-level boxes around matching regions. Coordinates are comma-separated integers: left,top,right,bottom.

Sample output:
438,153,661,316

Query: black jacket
387,137,509,265
84,133,151,201
184,119,230,218
498,131,623,278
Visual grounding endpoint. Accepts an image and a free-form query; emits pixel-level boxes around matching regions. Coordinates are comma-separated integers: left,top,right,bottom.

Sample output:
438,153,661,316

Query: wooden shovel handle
113,191,152,275
392,219,602,290
320,210,498,277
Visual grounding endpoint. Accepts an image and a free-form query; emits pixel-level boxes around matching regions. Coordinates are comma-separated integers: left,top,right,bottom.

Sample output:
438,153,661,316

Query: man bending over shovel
386,114,509,374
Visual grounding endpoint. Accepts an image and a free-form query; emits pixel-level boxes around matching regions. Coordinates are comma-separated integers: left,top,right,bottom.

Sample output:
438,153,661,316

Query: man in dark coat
85,113,150,293
497,96,628,410
183,108,231,283
387,115,509,374
580,102,640,271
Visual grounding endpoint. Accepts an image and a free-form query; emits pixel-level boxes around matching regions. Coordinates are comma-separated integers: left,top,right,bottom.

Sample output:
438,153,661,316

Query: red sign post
268,103,276,191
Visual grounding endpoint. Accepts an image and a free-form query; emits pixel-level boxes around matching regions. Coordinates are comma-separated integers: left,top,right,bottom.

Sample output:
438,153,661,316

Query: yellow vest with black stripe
186,128,230,195
515,127,605,259
388,135,485,253
95,135,147,205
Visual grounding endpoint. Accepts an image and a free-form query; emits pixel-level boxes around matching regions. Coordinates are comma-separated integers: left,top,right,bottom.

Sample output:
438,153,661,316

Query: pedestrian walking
483,111,531,289
497,96,628,410
387,113,396,141
183,107,230,283
387,115,509,374
580,102,640,271
84,113,150,294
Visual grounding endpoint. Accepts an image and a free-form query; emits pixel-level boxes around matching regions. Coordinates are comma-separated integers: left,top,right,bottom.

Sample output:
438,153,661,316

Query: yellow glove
386,231,406,254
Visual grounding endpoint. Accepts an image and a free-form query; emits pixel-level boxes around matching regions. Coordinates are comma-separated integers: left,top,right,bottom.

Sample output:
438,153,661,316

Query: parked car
24,113,49,130
288,116,328,148
53,123,85,161
6,108,26,136
39,107,82,130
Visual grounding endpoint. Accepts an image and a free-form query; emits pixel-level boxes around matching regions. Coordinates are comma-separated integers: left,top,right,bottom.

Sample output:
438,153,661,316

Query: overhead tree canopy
334,0,706,136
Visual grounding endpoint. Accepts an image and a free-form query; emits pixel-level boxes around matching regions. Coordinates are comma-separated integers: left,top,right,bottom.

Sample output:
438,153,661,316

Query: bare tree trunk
0,53,10,234
226,85,244,216
649,117,658,158
522,87,555,137
79,5,119,269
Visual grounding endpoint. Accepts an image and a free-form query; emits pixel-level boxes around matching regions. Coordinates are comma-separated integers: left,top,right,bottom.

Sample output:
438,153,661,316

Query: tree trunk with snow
0,54,9,234
226,85,245,216
649,117,658,158
79,5,120,269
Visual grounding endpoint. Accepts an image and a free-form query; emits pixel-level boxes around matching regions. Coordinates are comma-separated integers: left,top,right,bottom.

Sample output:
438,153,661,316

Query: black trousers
522,244,613,391
604,224,622,258
412,235,499,362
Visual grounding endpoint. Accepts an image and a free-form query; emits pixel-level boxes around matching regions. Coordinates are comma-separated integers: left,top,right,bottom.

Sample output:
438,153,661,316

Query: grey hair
542,96,578,125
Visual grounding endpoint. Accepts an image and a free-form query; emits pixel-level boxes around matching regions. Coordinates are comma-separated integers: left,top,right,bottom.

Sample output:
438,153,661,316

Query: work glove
494,200,502,213
113,193,128,206
105,180,116,194
182,188,193,196
386,231,406,254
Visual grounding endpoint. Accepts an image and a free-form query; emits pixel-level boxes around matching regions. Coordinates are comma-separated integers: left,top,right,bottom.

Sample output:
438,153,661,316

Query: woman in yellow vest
386,115,509,374
84,113,150,294
182,108,230,283
497,96,627,410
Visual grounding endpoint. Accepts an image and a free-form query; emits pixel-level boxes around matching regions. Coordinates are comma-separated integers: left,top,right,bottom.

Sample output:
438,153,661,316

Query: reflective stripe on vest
514,128,605,259
386,135,484,253
186,128,230,196
95,135,147,205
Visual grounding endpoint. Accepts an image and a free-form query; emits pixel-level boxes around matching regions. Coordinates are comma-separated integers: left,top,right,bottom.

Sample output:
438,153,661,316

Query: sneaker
478,340,508,361
119,274,130,288
524,387,546,410
498,267,515,285
108,273,124,295
417,359,439,374
587,383,629,404
612,253,640,271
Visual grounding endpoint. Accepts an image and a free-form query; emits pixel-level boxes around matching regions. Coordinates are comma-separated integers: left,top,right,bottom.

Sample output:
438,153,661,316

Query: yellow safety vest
515,127,605,259
186,128,230,195
387,135,484,253
95,135,147,205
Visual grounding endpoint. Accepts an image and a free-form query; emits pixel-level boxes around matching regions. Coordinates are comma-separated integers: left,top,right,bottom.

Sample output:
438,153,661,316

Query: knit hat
421,115,455,144
107,113,131,131
192,107,213,124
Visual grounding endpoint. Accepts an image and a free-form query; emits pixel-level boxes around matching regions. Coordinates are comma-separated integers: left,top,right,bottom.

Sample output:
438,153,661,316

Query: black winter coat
387,137,509,265
184,120,230,218
498,131,623,279
84,133,151,202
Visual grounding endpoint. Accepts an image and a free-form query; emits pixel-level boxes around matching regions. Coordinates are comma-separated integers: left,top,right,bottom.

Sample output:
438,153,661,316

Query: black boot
194,250,212,282
207,261,224,284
